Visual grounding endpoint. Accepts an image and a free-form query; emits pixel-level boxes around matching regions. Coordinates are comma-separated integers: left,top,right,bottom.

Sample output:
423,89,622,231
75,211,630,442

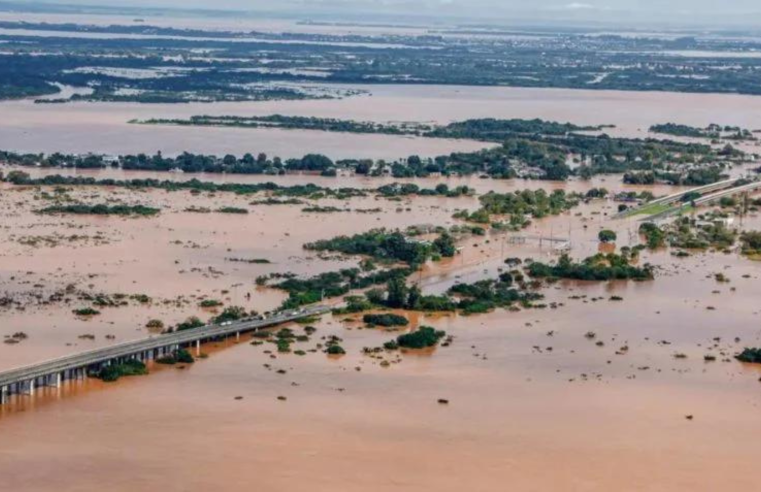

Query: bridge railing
0,306,330,389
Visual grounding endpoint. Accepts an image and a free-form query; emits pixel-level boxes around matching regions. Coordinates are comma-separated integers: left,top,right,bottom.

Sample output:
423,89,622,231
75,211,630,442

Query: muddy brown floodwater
5,84,761,158
2,117,761,488
1,168,761,490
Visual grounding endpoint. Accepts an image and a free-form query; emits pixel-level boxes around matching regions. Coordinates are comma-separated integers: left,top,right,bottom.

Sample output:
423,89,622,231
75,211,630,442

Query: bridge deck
614,178,741,219
0,305,329,389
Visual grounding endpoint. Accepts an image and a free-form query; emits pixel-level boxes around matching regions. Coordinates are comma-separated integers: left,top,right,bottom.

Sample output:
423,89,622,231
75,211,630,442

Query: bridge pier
0,307,329,406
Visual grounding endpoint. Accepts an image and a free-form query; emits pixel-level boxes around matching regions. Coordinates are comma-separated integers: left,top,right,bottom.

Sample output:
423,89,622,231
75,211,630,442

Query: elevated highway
615,177,741,219
0,305,330,405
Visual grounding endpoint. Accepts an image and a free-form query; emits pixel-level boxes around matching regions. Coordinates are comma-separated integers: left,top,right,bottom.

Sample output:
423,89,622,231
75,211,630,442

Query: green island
304,228,457,267
448,275,544,314
72,307,101,316
650,123,757,141
736,348,761,364
36,203,160,217
1,116,746,183
1,171,472,201
362,313,409,327
216,207,249,214
527,253,654,281
454,189,579,229
395,327,448,349
138,115,607,140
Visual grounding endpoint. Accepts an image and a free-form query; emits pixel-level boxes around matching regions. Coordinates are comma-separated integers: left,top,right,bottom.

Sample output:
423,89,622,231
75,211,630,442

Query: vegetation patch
736,348,761,364
73,307,101,316
396,327,447,349
216,207,249,214
527,253,653,281
97,359,148,382
37,203,160,217
363,313,409,327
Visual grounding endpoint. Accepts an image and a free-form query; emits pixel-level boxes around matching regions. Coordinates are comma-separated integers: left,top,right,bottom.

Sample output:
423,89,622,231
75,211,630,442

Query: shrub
736,348,761,364
363,313,409,327
98,359,148,382
598,230,617,243
276,339,292,353
176,316,205,331
396,326,446,349
326,344,346,355
200,299,223,308
176,349,195,364
73,307,100,316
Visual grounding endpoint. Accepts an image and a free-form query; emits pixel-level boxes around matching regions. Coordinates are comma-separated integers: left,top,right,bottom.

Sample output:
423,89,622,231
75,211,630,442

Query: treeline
274,267,413,309
425,118,608,140
448,275,543,315
304,229,457,268
651,123,756,141
338,266,542,316
142,116,603,140
275,229,458,309
0,171,471,201
2,115,742,182
143,114,431,136
625,166,729,186
36,203,160,217
454,189,579,228
527,253,653,281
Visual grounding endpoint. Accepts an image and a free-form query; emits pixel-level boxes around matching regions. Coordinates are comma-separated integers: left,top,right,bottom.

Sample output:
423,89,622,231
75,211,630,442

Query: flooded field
3,20,761,486
2,158,761,490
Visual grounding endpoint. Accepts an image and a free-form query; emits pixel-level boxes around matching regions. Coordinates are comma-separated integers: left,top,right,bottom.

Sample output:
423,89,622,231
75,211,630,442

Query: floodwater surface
2,46,761,488
1,166,761,490
4,85,761,158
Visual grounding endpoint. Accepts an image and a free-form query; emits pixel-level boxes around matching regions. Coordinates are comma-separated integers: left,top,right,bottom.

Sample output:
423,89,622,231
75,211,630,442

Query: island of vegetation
36,203,160,217
453,189,579,230
650,123,757,141
394,327,448,349
527,253,654,281
1,115,747,183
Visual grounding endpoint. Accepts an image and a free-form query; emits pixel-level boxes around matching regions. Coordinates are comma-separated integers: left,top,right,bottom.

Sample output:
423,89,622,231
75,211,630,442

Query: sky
15,0,761,27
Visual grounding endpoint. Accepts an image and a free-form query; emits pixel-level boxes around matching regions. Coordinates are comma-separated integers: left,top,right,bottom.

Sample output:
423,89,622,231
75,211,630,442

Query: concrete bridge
0,305,330,405
615,177,742,219
644,180,761,222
